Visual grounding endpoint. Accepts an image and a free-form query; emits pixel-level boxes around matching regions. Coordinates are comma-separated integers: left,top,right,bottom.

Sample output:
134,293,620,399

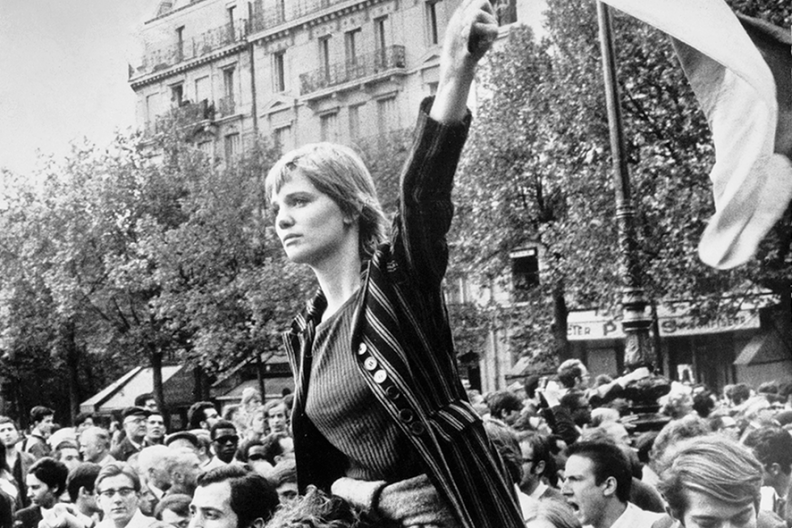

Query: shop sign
567,308,760,341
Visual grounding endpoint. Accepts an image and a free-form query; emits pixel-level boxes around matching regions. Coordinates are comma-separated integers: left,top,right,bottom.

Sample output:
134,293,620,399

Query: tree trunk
61,319,81,423
150,347,165,416
552,282,571,361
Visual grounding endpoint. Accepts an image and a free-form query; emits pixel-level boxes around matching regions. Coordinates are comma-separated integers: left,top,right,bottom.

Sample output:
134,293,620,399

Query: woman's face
271,171,354,268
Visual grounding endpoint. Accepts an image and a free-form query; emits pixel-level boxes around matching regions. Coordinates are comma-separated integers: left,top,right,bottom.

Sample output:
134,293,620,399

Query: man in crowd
53,441,82,474
137,445,174,510
189,466,278,528
23,406,55,459
204,421,238,471
263,401,288,436
154,494,191,528
744,426,792,523
517,430,563,502
187,403,219,432
134,394,158,415
111,408,150,462
144,413,166,447
270,460,298,506
95,462,157,528
79,427,117,467
487,391,524,427
164,449,201,498
14,457,69,528
0,416,35,507
65,462,103,523
562,441,663,528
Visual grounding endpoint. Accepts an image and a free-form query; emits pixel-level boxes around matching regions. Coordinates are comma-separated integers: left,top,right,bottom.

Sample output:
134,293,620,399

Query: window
224,133,240,161
444,276,468,305
320,113,338,142
511,248,539,302
496,0,518,26
345,28,361,67
223,67,235,99
145,93,158,132
273,52,286,92
171,84,184,106
198,140,213,157
349,104,364,140
377,97,397,132
195,76,210,103
176,26,185,61
319,36,331,81
276,0,286,23
274,125,292,151
374,16,388,65
227,6,236,38
426,1,440,45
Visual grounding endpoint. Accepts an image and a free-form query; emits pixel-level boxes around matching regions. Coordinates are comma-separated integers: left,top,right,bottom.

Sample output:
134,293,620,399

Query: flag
599,0,792,270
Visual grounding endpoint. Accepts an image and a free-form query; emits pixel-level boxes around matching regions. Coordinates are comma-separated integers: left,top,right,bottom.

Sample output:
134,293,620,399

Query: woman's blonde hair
265,143,388,261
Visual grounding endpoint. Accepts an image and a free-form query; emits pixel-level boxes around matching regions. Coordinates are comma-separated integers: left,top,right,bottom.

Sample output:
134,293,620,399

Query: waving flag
599,0,792,269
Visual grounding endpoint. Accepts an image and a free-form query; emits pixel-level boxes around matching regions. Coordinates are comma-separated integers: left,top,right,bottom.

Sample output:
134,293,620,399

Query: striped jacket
282,98,524,528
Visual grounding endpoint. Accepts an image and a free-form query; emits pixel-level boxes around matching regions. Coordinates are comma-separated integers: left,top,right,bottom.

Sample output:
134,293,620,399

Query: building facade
129,0,527,161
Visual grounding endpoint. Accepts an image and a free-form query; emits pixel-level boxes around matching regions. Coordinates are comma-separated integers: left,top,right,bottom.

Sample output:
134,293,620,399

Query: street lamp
596,2,653,368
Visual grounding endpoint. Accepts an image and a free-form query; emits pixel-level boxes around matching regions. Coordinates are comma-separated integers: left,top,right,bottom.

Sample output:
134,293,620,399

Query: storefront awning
80,365,183,414
734,329,791,365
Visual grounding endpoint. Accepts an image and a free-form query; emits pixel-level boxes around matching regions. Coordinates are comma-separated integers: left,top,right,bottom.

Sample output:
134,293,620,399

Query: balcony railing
136,22,247,76
299,45,406,95
153,99,215,134
249,0,346,34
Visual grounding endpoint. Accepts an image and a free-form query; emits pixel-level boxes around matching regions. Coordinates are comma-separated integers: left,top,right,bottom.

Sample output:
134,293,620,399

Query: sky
0,0,159,177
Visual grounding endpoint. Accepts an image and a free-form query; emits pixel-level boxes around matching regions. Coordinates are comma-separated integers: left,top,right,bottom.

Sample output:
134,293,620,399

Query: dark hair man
189,465,278,528
487,391,524,427
155,494,191,528
23,407,55,460
0,416,36,508
66,462,102,519
205,421,239,470
744,426,792,522
145,413,166,446
14,457,68,528
134,394,158,414
562,441,662,528
187,403,219,431
516,431,562,501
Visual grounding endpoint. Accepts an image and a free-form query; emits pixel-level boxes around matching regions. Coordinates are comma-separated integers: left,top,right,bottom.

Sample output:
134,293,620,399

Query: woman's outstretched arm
429,0,499,124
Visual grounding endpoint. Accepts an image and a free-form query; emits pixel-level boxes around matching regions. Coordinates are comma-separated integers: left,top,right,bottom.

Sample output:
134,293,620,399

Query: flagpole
596,2,653,368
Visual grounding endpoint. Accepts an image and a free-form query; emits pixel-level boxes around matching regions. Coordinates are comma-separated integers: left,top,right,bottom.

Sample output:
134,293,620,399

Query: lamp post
596,2,653,368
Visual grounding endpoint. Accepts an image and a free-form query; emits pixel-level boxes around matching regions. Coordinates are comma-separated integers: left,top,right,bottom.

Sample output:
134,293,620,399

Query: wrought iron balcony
154,100,215,134
249,0,345,34
299,45,406,95
137,22,247,76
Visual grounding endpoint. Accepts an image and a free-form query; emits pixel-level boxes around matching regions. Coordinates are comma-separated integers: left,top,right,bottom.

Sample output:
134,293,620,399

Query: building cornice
130,42,247,90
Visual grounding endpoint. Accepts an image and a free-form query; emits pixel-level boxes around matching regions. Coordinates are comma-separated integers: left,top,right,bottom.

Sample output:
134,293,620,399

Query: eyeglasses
214,435,239,444
248,454,267,461
99,487,136,499
522,458,534,464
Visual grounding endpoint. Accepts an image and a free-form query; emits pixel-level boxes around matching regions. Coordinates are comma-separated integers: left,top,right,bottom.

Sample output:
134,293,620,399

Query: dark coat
283,98,524,528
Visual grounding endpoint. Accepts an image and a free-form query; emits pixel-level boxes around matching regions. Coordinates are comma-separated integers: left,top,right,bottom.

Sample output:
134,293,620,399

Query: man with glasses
517,431,563,502
95,462,157,528
204,421,238,471
111,408,150,462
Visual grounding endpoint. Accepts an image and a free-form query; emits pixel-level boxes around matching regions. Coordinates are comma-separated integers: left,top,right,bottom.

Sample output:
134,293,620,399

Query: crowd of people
0,364,789,528
5,0,782,526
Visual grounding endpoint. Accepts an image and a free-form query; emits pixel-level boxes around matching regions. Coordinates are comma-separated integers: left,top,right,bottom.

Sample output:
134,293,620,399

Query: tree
451,0,789,376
